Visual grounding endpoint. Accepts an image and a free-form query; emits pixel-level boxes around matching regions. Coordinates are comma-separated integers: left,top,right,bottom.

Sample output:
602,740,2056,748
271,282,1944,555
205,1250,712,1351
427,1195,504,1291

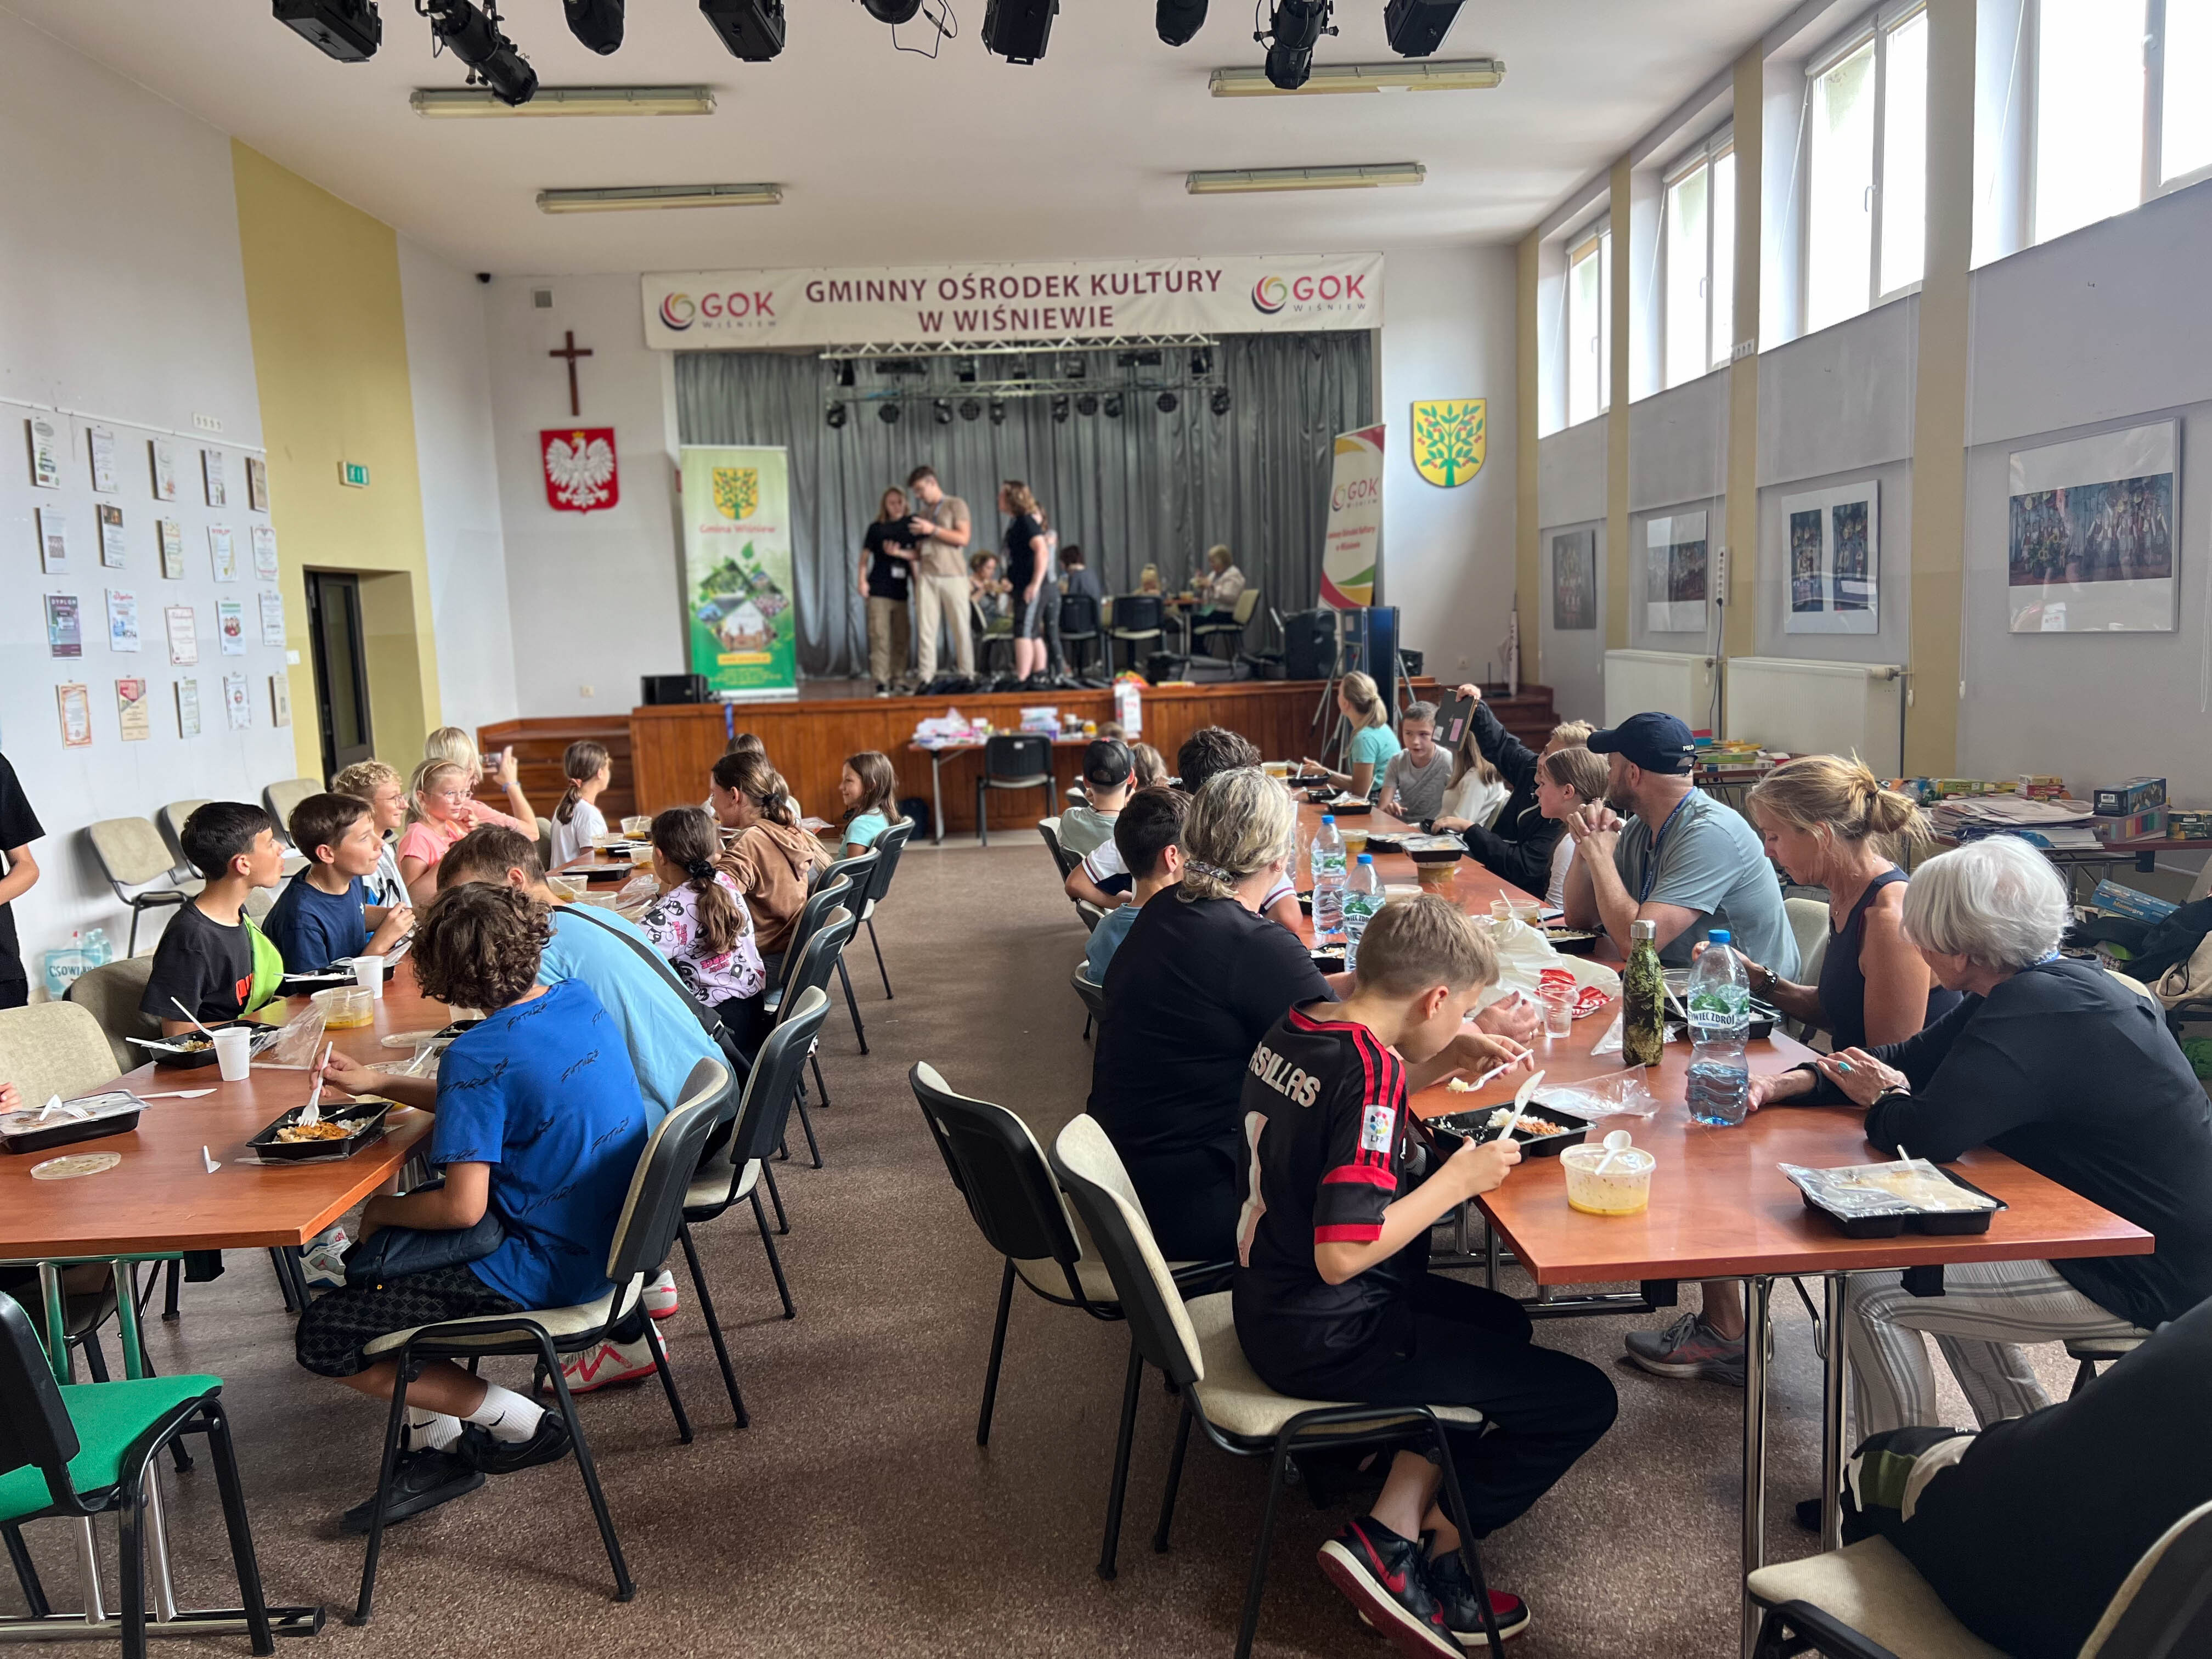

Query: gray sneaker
1624,1312,1746,1385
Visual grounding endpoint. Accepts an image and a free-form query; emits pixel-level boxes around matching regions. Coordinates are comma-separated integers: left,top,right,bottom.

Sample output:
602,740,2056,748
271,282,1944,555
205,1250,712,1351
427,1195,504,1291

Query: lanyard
1637,792,1695,905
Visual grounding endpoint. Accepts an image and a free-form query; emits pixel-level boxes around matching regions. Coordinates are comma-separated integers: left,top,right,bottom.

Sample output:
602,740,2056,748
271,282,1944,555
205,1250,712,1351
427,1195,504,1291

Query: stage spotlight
1052,396,1070,424
563,0,624,53
700,0,786,60
933,399,954,425
1210,385,1233,416
1076,393,1099,417
1156,390,1179,413
1156,0,1206,46
861,0,923,19
958,398,981,422
274,0,382,61
825,402,848,429
1102,393,1124,419
989,399,1007,426
1189,347,1212,377
1260,0,1333,92
426,0,537,105
983,0,1058,64
1382,0,1463,58
833,360,855,388
878,402,901,425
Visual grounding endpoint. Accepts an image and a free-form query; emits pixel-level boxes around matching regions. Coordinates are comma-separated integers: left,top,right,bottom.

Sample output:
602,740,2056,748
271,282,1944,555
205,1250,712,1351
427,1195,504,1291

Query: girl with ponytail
1301,670,1403,801
706,749,830,978
550,741,612,868
640,806,769,1049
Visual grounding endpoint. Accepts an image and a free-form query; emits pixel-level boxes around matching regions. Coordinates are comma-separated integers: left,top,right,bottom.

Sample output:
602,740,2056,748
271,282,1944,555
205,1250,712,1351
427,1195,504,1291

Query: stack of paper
1931,794,2100,849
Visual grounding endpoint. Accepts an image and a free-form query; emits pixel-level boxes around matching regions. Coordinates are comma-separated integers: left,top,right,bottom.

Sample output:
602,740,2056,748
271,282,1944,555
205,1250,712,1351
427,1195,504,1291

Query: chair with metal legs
762,905,857,1170
681,988,830,1370
1071,961,1105,1041
816,849,882,1052
349,1059,727,1624
974,734,1054,847
1050,1115,1503,1650
855,820,914,1001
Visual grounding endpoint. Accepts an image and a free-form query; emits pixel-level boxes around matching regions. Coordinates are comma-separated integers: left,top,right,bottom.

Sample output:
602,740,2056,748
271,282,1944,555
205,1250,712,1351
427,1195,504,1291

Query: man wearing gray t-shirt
1560,711,1798,977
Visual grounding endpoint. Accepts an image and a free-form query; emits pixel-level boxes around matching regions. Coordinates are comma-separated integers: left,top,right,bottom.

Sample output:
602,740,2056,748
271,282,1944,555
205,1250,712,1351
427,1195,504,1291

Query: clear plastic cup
1542,983,1575,1040
350,956,387,1000
211,1027,253,1082
1561,1143,1656,1215
312,985,375,1030
622,815,651,838
1510,900,1544,927
629,841,655,867
1491,899,1514,924
1340,828,1369,857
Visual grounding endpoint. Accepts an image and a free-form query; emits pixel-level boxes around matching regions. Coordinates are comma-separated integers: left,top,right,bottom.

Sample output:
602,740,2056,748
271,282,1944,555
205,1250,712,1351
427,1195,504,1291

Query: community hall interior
3,2,2211,1657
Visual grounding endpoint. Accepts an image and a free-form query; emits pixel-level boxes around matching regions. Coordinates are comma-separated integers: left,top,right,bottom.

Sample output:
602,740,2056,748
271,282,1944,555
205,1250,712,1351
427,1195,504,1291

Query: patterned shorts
294,1263,520,1379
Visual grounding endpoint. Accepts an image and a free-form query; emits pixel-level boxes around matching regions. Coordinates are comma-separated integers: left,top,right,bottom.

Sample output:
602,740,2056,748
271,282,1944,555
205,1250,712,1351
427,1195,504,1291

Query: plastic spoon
1491,1069,1548,1147
1592,1129,1634,1175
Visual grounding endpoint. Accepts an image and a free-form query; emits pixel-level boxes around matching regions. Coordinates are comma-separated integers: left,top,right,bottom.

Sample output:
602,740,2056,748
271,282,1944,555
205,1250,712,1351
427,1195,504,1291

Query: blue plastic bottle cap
1708,930,1730,945
1357,853,1373,864
1322,814,1335,824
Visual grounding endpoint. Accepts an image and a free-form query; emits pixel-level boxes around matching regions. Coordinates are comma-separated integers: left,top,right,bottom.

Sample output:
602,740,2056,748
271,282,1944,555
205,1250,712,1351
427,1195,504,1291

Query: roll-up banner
680,445,797,700
1322,425,1385,610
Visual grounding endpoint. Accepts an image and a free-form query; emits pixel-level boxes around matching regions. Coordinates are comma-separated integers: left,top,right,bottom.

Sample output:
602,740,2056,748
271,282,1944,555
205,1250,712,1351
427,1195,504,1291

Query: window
1661,132,1735,390
1804,4,1928,336
2033,0,2210,244
1566,223,1612,427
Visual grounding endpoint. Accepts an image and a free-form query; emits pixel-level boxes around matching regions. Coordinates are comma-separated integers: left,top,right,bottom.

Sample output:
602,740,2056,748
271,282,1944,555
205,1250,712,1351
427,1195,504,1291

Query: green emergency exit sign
338,461,371,488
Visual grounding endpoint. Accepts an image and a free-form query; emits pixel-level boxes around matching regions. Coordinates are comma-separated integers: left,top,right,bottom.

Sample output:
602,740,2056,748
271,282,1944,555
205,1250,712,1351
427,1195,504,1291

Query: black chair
855,820,913,1000
0,1297,287,1657
1108,593,1164,675
1037,817,1081,883
974,734,1054,848
971,599,1014,675
679,987,831,1405
817,849,882,1052
351,1059,727,1623
1050,1115,1503,1639
764,905,858,1169
1071,960,1106,1041
1059,592,1102,677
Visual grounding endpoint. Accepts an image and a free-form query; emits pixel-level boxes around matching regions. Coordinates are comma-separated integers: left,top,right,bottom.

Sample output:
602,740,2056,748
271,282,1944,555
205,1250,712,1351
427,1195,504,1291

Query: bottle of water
83,927,111,967
1312,815,1347,938
1343,854,1382,970
1686,929,1752,1126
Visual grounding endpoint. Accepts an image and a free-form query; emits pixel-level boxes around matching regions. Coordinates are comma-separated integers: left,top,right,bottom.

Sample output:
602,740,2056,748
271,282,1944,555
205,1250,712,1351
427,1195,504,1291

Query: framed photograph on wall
1551,529,1596,630
116,678,150,742
1779,480,1881,634
1645,511,1709,634
2007,421,2178,633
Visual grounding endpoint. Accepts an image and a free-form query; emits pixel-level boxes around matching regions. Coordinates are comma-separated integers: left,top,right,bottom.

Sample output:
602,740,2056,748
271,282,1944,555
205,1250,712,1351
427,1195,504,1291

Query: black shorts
294,1262,520,1378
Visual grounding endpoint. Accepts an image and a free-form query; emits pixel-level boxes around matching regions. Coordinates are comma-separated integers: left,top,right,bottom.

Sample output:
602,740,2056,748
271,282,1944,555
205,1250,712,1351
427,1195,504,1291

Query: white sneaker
300,1226,351,1288
549,1336,656,1396
644,1268,679,1321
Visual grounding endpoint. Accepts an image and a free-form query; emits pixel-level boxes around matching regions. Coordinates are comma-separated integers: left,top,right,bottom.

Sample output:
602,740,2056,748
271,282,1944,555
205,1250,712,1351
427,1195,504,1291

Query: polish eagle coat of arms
541,427,619,513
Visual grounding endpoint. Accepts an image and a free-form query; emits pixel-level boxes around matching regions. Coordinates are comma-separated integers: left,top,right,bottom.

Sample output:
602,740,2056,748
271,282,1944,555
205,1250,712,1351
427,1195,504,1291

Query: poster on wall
106,589,140,653
98,504,127,569
27,416,63,489
36,506,69,573
2007,421,2178,633
57,684,92,747
250,524,280,581
246,455,269,514
176,678,202,738
44,595,81,658
222,673,252,731
202,448,227,507
208,526,237,581
270,674,292,728
216,599,246,656
1321,424,1385,609
88,426,119,494
158,520,185,579
680,445,797,699
1645,511,1709,634
1780,480,1880,635
116,678,150,742
1551,529,1596,630
258,590,286,647
151,439,179,501
165,604,199,664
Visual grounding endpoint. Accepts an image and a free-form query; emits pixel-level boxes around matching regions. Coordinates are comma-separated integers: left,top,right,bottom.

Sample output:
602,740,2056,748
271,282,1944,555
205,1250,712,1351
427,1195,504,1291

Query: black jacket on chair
1454,701,1564,898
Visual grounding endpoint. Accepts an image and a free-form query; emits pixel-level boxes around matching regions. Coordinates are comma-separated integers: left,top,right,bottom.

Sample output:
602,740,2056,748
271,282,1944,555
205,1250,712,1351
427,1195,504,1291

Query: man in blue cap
1560,710,1798,979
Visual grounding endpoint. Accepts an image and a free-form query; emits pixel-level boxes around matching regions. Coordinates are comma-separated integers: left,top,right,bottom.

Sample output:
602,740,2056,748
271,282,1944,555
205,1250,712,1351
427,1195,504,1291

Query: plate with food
130,1021,277,1071
1781,1158,2007,1238
249,1098,392,1164
1542,928,1601,955
0,1091,145,1156
1434,1103,1589,1157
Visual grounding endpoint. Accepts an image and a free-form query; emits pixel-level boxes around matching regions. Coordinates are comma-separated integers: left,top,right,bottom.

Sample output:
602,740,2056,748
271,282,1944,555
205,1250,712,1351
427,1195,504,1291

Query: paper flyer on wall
250,524,279,582
176,678,202,738
680,445,797,699
202,448,227,507
27,415,63,489
116,678,150,742
165,604,198,664
216,598,246,654
158,519,185,579
258,590,285,647
57,684,91,747
88,426,117,494
222,672,251,730
270,673,291,728
151,438,179,501
1321,424,1384,609
246,455,269,514
208,525,236,580
105,589,140,653
36,505,69,573
98,504,127,569
44,594,81,658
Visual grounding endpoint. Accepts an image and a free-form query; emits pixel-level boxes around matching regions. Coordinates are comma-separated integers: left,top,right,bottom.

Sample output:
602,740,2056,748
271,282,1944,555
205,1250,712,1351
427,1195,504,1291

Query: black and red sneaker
1424,1546,1531,1646
1317,1516,1460,1659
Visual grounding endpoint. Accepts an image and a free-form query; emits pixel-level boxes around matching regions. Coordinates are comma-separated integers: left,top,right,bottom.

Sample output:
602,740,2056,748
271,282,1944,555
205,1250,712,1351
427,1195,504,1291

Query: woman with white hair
1744,834,2212,1437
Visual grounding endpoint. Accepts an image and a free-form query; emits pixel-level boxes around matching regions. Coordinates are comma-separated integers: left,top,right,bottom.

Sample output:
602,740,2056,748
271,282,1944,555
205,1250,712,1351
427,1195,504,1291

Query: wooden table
1932,831,2212,900
909,733,1090,845
1289,792,2151,1656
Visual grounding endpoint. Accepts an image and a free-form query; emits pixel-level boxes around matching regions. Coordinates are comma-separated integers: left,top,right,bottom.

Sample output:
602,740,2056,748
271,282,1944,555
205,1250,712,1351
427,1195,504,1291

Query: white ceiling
7,1,1793,275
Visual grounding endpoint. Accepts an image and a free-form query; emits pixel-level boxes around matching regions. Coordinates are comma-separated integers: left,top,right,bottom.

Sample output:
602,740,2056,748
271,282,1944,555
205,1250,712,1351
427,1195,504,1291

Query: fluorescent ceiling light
1185,163,1425,195
1209,59,1503,96
537,183,781,212
412,85,716,117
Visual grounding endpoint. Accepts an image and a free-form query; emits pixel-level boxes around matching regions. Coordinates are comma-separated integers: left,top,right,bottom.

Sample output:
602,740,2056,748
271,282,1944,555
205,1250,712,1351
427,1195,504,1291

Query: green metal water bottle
1622,918,1666,1068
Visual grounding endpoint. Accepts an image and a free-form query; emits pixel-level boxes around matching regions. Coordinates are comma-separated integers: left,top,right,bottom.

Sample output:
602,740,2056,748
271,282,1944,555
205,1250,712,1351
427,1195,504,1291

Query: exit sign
338,461,371,488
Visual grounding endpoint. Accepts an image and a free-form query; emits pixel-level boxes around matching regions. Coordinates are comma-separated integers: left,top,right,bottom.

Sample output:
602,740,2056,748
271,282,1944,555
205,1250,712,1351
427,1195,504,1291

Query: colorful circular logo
659,292,696,330
1251,276,1288,315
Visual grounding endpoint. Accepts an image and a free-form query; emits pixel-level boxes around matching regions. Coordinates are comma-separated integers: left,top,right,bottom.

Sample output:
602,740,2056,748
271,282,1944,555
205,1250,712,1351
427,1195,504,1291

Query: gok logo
1250,271,1367,316
659,293,696,331
1251,276,1288,315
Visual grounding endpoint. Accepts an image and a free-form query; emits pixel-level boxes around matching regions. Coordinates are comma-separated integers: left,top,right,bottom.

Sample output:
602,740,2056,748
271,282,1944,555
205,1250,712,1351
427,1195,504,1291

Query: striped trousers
1843,1259,2145,1440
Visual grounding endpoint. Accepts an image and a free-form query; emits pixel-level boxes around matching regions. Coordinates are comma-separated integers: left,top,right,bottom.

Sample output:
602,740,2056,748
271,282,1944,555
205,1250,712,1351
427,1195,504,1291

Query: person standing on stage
907,466,973,682
859,485,917,697
1000,480,1054,683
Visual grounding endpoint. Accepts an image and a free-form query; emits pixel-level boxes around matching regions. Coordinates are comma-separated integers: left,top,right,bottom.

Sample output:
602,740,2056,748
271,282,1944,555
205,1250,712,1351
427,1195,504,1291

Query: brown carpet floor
9,842,2078,1657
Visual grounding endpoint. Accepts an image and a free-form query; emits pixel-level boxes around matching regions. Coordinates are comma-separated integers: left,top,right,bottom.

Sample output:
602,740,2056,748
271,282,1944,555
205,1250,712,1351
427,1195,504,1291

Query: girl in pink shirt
396,759,475,906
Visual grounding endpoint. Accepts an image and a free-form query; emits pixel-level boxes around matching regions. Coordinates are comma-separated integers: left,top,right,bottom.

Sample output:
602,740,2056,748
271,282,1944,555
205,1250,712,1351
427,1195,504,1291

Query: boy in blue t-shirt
1084,785,1186,984
306,882,649,1533
263,792,414,971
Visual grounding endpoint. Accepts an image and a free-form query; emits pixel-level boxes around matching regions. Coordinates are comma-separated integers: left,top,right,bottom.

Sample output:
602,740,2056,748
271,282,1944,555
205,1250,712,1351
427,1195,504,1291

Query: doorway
305,571,374,781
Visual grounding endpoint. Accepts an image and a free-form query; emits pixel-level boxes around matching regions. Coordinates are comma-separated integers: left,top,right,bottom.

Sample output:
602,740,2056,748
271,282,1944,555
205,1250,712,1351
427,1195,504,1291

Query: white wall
1536,415,1610,719
399,239,518,735
0,10,299,985
484,272,684,720
1376,245,1520,681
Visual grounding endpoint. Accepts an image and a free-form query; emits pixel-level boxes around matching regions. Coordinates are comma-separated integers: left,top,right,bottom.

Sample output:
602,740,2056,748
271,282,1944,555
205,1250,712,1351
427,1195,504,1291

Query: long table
1290,795,2150,1658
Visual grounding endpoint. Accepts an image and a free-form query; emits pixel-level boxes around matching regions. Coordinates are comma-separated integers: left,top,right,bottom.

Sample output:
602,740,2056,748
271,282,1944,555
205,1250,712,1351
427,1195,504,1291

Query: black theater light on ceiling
274,0,383,61
859,0,923,21
989,399,1007,426
982,0,1058,63
425,0,537,106
1156,0,1206,46
825,402,848,429
1052,396,1070,424
932,399,955,425
958,398,983,422
1075,392,1099,417
562,0,624,53
700,0,786,60
1381,0,1463,58
878,402,902,425
1102,393,1124,420
1259,0,1333,92
1156,391,1179,414
1210,386,1233,416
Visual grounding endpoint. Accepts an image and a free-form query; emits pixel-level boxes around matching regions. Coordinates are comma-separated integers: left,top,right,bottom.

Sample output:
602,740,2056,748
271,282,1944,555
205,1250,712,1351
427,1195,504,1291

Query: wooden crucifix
549,330,594,417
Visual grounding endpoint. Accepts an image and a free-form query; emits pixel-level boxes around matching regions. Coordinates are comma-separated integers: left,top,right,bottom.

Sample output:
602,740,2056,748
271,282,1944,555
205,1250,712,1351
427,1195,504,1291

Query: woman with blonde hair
1192,543,1246,619
998,479,1054,681
1301,669,1402,800
1622,754,1961,1389
422,725,535,829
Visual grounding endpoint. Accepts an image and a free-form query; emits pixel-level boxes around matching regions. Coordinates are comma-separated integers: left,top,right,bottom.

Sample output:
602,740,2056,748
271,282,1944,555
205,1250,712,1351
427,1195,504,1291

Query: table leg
115,1261,145,1380
1739,1274,1773,1659
930,753,945,846
38,1263,69,1384
1821,1273,1847,1551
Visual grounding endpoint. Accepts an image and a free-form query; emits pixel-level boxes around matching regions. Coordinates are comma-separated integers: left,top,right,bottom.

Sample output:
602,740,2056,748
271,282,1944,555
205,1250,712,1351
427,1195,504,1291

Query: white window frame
2027,0,2209,246
1565,215,1612,426
1800,1,1929,335
1660,126,1735,389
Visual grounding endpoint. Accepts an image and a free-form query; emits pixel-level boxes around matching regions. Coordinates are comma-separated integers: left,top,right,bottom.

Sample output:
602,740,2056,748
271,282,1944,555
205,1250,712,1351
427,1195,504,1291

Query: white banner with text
641,253,1384,349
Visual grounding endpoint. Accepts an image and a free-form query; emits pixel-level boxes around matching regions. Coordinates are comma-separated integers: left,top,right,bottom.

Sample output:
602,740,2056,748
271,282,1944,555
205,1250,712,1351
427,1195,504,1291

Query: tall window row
1663,133,1736,390
2036,0,2212,244
1566,222,1612,427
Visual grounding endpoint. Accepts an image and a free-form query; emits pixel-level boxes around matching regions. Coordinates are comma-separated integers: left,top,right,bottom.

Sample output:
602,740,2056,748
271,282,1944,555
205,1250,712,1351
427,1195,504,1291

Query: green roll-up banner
681,444,798,698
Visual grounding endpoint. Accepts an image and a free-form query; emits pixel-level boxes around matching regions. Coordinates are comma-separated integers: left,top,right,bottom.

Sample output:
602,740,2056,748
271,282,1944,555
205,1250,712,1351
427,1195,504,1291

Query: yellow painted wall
230,140,441,780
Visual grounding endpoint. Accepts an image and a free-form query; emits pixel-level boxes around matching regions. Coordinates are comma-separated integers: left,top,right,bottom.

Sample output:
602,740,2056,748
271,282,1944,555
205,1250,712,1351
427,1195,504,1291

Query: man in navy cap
1560,711,1798,978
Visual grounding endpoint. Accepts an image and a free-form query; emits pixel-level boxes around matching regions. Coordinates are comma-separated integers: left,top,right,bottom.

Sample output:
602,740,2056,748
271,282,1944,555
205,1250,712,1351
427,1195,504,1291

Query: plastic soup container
1561,1143,1656,1215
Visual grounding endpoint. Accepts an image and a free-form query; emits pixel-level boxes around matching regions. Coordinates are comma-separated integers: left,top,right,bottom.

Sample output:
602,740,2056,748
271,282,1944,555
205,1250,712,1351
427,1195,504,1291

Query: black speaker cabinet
641,673,710,706
1282,610,1336,681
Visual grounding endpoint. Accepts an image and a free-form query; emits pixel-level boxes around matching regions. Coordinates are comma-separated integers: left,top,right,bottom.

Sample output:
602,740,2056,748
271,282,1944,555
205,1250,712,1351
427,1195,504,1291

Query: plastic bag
1477,919,1621,1010
1780,1159,1997,1217
1589,1011,1624,1056
256,1005,328,1070
1533,1071,1660,1121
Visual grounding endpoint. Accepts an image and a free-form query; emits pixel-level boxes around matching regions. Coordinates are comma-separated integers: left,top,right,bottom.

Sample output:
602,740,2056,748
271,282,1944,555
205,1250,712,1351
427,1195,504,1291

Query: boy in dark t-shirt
140,802,289,1032
1234,896,1617,1656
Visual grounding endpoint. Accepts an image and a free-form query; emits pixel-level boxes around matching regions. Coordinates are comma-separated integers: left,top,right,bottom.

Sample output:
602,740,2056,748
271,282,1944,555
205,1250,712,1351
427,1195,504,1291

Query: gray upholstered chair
0,1002,122,1104
155,799,211,875
84,819,193,955
1071,961,1105,1041
262,778,321,843
64,957,160,1074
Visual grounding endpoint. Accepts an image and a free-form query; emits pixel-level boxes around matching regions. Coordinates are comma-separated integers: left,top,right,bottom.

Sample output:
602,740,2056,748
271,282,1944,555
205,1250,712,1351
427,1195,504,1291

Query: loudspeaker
1282,610,1336,680
642,673,710,705
1364,606,1401,713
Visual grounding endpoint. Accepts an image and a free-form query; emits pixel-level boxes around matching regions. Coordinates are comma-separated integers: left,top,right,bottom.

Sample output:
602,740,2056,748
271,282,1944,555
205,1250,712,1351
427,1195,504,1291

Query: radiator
1721,657,1906,776
1604,650,1719,731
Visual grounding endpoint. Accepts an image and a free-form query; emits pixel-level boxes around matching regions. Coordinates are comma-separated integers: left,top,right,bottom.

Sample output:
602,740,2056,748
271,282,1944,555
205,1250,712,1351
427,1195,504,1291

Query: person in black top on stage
1747,836,2212,1438
1234,895,1611,1655
1438,682,1585,896
997,479,1053,682
858,485,917,696
0,753,45,1009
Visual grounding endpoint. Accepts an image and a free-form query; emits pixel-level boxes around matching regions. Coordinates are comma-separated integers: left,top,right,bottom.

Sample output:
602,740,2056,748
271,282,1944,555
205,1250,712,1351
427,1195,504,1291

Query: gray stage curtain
673,332,1373,679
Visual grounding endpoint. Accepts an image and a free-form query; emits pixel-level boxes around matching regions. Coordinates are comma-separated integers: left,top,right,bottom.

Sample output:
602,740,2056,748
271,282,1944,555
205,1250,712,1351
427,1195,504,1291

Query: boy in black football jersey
1233,895,1617,1655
